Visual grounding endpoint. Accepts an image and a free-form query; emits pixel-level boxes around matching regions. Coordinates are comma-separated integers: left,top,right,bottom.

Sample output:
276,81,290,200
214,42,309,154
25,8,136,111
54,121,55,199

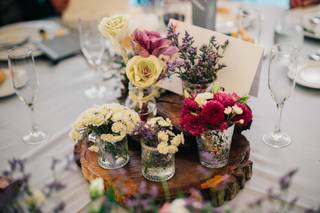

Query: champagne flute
237,7,261,44
262,44,298,148
8,47,48,144
78,19,107,99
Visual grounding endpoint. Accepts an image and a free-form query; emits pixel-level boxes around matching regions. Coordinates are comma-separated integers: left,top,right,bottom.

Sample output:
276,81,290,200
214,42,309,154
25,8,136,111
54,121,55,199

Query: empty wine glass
274,12,304,50
79,19,107,99
8,47,48,144
236,7,261,44
262,44,298,148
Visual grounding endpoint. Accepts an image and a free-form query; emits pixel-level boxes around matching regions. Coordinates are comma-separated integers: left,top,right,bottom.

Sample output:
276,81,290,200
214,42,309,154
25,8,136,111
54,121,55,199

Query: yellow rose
69,129,81,142
111,122,126,133
90,113,105,126
167,145,178,154
100,133,125,143
126,55,163,89
158,130,169,143
157,142,169,154
98,15,130,40
171,135,182,146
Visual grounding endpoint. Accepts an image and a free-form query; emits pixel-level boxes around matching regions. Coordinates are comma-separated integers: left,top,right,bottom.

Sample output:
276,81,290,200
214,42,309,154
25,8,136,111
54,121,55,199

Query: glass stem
274,104,284,134
95,63,104,90
28,103,38,133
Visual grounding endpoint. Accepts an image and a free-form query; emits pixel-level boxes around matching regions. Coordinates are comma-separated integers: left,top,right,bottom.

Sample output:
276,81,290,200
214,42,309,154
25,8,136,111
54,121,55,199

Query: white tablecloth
0,4,319,213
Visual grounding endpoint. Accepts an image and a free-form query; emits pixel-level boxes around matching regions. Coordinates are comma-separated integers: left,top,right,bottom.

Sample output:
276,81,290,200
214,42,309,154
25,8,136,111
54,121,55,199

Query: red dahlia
183,97,200,112
213,91,235,107
200,100,225,127
181,114,205,136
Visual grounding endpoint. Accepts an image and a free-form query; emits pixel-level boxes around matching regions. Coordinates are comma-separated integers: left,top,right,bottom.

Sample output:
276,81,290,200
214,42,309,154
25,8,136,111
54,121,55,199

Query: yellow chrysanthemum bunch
69,103,140,143
144,117,184,154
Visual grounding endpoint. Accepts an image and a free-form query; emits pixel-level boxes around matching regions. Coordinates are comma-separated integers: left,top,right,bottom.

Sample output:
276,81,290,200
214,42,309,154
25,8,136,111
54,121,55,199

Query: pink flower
233,103,253,127
230,92,240,101
218,122,228,131
181,113,205,136
200,100,225,127
213,91,235,107
133,30,178,57
183,97,199,112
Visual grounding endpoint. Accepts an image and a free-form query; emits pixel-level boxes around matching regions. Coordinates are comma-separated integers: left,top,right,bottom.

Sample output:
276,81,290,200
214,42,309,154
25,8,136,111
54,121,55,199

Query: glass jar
196,125,234,168
125,85,157,121
141,141,175,182
97,136,129,169
182,80,212,97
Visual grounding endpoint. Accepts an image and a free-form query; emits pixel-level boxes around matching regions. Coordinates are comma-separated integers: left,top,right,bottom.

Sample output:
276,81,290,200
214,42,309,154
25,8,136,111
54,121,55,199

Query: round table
0,4,319,212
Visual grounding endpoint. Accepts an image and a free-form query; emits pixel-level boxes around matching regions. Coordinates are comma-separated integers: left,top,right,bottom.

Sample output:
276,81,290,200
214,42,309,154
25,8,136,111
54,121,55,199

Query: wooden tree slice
74,92,253,207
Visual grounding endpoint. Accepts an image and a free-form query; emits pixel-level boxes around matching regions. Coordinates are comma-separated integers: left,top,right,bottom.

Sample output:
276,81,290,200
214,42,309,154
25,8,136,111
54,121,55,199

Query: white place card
159,20,264,96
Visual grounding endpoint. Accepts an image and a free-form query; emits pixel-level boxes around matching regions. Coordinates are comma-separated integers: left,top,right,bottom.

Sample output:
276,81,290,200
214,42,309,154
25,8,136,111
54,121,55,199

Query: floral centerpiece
135,117,184,181
98,15,178,120
180,85,253,168
69,103,140,169
167,24,229,97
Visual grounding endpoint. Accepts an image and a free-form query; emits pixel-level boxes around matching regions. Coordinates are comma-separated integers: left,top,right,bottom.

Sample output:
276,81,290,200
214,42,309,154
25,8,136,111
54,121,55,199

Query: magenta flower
133,29,178,57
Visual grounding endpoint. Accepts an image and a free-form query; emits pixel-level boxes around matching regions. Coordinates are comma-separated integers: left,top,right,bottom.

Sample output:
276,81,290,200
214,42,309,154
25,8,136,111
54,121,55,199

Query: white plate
288,62,320,89
0,20,68,60
0,69,27,98
302,11,320,40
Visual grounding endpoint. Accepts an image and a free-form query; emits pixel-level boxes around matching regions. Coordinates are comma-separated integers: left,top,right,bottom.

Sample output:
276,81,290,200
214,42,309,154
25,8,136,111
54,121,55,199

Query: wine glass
8,47,48,144
274,12,304,50
236,7,261,44
78,19,107,99
262,44,298,148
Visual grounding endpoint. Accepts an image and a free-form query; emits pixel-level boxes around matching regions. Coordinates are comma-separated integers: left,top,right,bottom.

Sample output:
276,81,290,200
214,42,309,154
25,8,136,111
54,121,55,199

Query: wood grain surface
74,92,253,206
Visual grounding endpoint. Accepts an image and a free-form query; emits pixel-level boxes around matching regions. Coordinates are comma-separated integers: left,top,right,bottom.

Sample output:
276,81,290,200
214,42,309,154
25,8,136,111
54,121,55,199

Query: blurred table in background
0,2,320,212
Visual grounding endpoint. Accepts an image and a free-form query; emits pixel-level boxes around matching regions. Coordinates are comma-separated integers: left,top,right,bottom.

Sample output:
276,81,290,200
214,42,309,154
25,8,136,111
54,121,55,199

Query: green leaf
212,82,221,93
238,96,249,104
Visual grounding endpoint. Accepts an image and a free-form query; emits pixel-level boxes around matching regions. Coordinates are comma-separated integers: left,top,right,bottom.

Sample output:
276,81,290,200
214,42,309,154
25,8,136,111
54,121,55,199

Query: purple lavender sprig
167,24,229,84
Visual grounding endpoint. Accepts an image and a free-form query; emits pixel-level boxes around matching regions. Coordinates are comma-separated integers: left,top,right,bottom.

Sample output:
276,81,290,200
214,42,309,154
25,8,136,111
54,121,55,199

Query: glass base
199,158,228,169
262,132,291,148
84,85,108,99
98,155,129,170
142,166,175,182
23,130,48,144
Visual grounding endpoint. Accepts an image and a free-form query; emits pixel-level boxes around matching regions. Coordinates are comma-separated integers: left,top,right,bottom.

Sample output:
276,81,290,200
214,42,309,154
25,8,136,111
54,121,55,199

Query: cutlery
310,16,320,25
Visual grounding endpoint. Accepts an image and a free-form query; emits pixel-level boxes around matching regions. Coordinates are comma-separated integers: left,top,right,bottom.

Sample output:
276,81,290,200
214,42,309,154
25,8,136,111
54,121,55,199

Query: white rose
224,106,232,115
98,15,130,40
232,105,243,115
195,92,213,106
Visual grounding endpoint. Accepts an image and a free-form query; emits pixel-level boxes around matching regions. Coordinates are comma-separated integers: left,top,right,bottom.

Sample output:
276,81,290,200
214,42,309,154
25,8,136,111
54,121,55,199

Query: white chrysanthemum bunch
69,103,140,143
144,117,184,154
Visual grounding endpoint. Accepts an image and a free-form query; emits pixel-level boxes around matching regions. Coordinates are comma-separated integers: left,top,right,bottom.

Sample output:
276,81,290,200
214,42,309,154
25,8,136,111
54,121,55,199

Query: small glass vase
125,85,157,121
96,136,129,169
141,141,175,182
182,80,212,97
196,125,234,168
